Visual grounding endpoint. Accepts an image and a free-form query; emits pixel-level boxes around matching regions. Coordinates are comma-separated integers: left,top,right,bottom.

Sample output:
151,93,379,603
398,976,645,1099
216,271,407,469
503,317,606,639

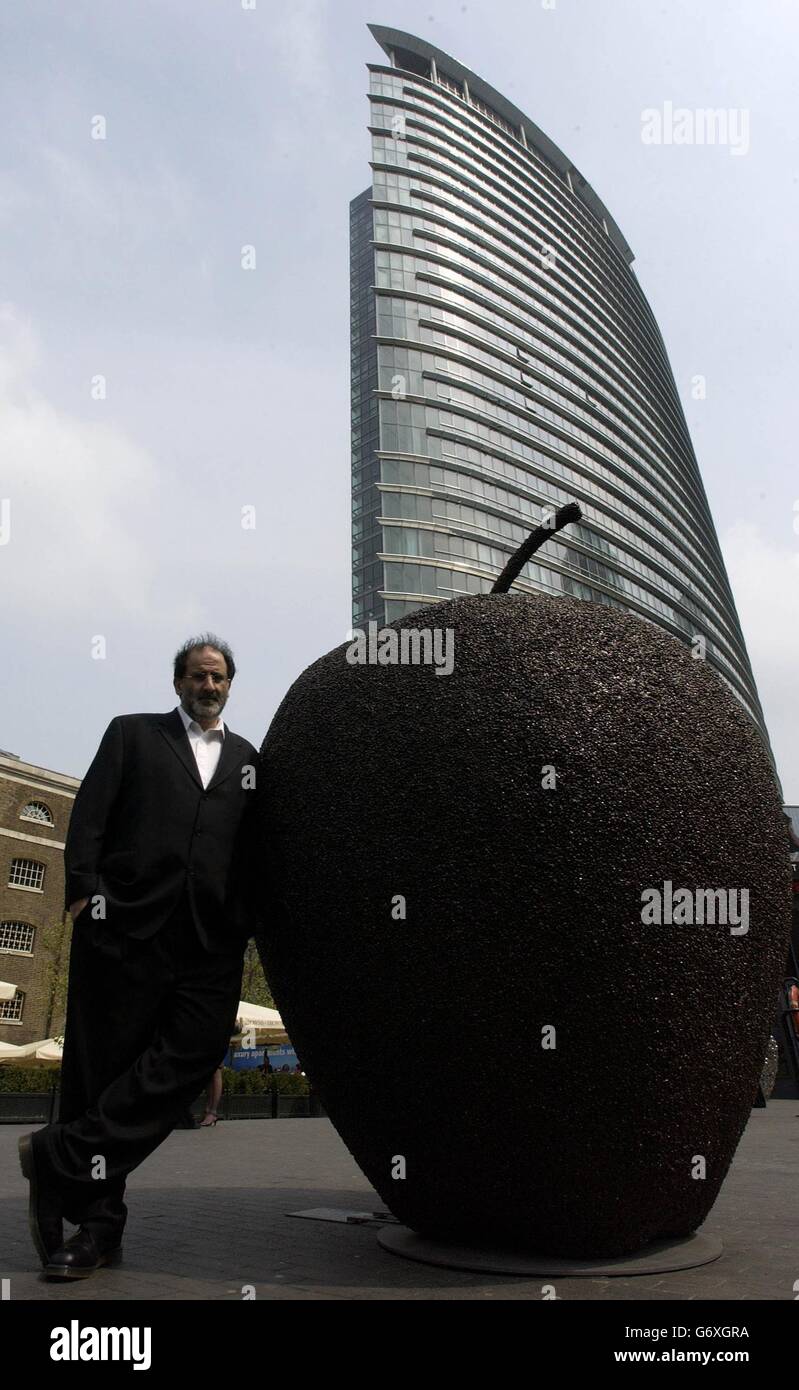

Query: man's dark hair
173,633,236,682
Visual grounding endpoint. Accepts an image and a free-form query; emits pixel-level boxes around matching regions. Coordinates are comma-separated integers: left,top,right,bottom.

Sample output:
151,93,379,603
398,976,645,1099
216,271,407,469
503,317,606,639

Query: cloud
272,0,332,96
36,142,199,251
720,518,799,800
0,170,31,229
0,304,161,617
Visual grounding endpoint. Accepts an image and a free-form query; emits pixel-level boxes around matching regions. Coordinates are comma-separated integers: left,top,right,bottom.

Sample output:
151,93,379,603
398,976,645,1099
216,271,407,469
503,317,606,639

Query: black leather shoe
44,1226,123,1281
18,1131,64,1266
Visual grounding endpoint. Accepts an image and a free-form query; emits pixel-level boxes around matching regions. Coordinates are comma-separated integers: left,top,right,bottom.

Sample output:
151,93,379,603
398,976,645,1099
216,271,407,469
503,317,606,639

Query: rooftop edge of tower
367,22,635,266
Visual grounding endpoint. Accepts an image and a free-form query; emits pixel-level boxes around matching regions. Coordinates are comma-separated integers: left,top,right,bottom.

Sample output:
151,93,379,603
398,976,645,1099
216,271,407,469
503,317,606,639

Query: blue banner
226,1043,301,1072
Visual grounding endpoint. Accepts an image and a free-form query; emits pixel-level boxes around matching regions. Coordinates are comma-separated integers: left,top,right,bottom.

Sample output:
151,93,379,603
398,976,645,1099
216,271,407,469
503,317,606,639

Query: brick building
0,751,79,1045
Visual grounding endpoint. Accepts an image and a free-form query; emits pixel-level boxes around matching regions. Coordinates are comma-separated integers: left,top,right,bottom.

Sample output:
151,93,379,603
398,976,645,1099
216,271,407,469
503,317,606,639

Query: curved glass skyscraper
351,24,775,764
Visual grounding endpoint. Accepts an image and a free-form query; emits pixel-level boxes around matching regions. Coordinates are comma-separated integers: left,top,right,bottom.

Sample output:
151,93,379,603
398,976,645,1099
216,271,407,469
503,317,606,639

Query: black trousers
38,892,244,1237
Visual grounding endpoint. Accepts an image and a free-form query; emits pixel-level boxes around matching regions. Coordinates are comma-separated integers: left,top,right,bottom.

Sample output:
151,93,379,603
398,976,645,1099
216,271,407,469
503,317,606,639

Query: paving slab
1,1102,797,1301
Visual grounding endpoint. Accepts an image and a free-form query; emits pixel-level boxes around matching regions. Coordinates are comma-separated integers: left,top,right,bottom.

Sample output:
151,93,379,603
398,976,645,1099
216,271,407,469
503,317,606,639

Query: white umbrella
0,1007,287,1068
0,1037,63,1066
234,1000,289,1046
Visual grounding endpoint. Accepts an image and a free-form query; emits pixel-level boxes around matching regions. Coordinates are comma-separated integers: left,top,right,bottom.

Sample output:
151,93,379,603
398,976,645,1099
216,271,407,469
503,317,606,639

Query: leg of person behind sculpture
198,1065,224,1126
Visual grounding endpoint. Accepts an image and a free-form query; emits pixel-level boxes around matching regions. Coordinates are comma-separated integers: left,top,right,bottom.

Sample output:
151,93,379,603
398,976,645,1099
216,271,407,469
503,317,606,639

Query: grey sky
1,0,796,798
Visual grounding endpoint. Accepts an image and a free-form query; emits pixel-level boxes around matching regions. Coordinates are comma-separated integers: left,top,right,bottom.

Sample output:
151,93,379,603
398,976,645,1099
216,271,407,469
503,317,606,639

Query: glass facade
350,24,776,764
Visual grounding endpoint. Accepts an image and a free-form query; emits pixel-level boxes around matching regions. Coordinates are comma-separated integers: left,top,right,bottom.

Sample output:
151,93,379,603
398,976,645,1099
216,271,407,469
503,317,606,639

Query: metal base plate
377,1226,723,1277
287,1207,399,1226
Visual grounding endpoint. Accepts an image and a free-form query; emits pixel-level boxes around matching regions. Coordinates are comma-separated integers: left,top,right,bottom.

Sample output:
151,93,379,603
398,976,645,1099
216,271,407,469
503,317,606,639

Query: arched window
20,801,54,825
0,922,35,954
0,988,24,1023
8,859,45,891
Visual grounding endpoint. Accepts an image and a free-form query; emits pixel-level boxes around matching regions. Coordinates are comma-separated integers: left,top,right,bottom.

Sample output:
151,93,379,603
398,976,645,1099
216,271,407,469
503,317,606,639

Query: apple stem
491,501,582,594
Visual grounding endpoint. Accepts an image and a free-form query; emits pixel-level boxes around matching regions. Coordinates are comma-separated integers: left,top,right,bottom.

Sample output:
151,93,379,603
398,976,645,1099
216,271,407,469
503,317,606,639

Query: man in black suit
19,634,259,1279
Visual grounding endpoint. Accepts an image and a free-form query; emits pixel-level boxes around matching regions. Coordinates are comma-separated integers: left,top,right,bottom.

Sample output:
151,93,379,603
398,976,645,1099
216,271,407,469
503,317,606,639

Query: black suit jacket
65,710,260,953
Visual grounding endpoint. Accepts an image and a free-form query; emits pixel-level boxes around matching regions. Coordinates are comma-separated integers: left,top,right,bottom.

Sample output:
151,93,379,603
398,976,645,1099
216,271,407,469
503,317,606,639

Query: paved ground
1,1101,797,1301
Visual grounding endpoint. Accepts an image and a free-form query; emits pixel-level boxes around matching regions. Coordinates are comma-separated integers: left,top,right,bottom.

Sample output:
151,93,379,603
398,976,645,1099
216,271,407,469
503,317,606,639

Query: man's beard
183,691,228,722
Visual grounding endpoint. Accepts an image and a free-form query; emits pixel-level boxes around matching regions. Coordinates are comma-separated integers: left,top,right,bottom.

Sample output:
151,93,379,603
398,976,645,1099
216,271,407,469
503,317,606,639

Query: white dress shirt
177,704,225,789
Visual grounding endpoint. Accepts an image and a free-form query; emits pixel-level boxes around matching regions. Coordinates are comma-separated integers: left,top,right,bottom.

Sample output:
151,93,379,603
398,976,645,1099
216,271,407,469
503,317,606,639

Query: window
0,989,24,1023
0,921,35,954
391,46,431,79
468,92,517,139
8,859,45,891
382,526,435,558
438,71,464,99
384,562,436,595
385,598,430,621
381,492,433,522
20,801,53,825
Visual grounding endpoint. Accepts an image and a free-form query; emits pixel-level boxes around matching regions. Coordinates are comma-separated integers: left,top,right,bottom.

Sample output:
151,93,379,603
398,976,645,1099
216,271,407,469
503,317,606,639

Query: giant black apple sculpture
251,504,792,1257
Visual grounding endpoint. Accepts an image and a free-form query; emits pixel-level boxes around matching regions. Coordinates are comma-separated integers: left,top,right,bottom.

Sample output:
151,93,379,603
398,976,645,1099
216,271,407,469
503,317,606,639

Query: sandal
198,1111,218,1127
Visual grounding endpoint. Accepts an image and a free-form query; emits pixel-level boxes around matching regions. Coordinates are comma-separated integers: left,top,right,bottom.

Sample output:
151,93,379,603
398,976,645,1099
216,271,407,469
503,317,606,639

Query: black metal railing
0,1088,327,1123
